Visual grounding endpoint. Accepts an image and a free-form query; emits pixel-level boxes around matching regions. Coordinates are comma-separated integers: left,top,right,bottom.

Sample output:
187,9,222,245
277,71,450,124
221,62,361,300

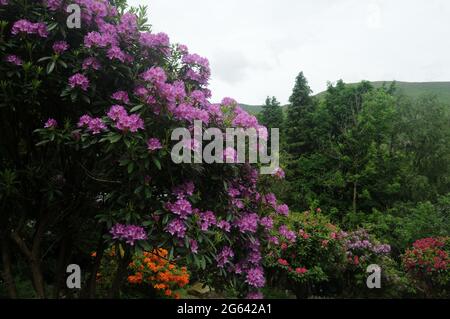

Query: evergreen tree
260,96,284,130
285,72,315,156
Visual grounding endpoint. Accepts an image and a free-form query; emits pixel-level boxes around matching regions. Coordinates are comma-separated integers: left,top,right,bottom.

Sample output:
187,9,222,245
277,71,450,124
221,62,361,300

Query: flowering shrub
128,248,189,299
264,210,347,298
0,0,289,297
343,228,391,268
402,237,450,297
264,211,412,298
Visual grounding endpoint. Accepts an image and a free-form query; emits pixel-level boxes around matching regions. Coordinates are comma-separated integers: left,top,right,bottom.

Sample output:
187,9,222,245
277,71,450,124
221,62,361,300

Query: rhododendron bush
402,237,450,297
264,210,412,298
0,0,286,298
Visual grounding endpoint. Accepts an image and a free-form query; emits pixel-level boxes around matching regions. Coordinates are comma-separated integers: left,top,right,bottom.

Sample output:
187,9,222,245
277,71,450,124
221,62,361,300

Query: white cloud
129,0,450,104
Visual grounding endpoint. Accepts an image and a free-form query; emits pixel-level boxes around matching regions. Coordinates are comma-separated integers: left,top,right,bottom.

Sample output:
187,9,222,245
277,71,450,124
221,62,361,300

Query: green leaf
127,162,134,174
130,104,144,112
82,95,90,104
152,157,162,170
46,61,56,74
109,134,122,144
37,56,52,63
57,60,68,68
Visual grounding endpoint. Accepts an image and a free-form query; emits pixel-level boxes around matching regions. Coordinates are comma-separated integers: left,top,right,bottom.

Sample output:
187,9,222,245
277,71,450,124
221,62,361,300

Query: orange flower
165,289,172,296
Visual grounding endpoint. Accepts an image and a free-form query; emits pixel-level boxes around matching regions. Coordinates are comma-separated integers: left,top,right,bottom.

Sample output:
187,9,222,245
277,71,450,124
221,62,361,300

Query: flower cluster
128,248,189,299
11,19,48,37
5,54,22,66
44,118,58,129
109,223,147,246
107,105,144,132
78,114,107,134
344,229,391,262
147,138,163,151
403,237,449,273
52,41,69,54
69,73,90,91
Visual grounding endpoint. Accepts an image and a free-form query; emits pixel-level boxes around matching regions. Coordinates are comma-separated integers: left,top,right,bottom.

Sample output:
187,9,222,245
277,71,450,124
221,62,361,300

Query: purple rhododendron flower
77,115,106,135
189,239,198,254
172,181,195,198
110,223,147,246
147,138,162,151
44,118,58,128
236,213,259,233
246,291,264,299
166,198,193,219
166,219,186,238
276,204,289,216
5,54,22,66
216,246,234,268
260,216,274,230
52,41,69,54
82,57,101,70
198,211,216,231
111,91,130,104
279,225,297,243
216,220,231,232
245,267,265,288
11,19,48,37
69,73,89,91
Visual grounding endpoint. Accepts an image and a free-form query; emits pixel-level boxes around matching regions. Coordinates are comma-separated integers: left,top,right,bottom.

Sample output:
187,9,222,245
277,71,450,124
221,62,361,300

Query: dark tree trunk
10,219,47,299
1,238,18,298
83,229,106,299
108,248,131,298
30,256,46,298
53,235,72,299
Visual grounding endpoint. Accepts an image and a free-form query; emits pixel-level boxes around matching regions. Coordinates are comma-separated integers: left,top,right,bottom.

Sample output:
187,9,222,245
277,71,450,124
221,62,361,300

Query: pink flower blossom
166,198,193,219
44,118,58,128
295,267,308,275
141,66,167,86
69,73,89,91
273,167,285,179
5,54,22,66
166,219,186,238
52,41,69,54
216,246,234,268
82,57,101,70
216,220,231,232
110,224,147,246
77,115,106,135
147,138,162,151
11,19,48,37
245,267,265,288
276,204,289,216
111,91,130,104
189,239,198,254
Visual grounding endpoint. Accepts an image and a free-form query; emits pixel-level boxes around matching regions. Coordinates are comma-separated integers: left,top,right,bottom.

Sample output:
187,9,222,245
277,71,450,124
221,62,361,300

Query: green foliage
259,96,284,131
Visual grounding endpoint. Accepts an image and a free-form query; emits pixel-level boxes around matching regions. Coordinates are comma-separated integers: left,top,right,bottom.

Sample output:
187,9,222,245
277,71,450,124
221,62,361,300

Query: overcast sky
129,0,450,105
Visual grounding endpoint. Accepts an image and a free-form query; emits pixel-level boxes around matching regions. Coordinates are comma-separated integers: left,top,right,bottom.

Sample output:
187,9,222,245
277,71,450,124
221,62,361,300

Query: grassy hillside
239,81,450,114
370,81,450,104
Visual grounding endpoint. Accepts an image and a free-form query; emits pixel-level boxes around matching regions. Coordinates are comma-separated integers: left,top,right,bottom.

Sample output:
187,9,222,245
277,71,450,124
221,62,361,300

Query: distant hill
238,104,264,115
239,81,450,114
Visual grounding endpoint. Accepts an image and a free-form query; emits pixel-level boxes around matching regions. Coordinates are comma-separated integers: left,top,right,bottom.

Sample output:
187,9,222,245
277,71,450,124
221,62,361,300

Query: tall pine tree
260,96,284,130
285,72,315,156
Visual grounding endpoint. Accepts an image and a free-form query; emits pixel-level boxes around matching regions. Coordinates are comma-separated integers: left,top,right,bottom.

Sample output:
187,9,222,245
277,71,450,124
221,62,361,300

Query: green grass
371,81,450,104
239,81,450,114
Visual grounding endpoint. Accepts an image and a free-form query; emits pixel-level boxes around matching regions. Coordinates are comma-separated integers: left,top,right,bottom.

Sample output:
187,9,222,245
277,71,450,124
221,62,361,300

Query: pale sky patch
129,0,450,104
